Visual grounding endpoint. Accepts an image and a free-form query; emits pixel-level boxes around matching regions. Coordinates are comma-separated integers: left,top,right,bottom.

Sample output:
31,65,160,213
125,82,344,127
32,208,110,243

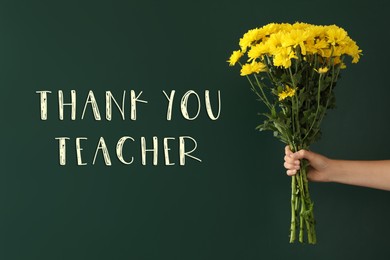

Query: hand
284,146,390,190
284,145,332,182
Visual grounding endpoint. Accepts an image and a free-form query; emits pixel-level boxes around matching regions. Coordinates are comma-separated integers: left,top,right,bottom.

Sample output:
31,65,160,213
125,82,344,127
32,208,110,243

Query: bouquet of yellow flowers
228,22,361,244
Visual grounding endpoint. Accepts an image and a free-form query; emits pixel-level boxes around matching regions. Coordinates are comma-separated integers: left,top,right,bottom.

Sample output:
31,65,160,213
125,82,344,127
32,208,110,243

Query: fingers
284,146,324,179
284,146,300,176
284,158,300,172
284,145,292,156
286,169,297,176
284,150,300,168
292,149,315,161
284,158,300,168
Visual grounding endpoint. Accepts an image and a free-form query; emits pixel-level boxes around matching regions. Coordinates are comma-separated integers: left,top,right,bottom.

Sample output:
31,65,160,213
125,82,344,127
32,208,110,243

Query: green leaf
293,72,302,85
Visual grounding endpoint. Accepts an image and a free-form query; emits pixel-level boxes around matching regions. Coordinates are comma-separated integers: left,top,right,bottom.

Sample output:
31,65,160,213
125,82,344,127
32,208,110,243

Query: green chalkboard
1,0,390,259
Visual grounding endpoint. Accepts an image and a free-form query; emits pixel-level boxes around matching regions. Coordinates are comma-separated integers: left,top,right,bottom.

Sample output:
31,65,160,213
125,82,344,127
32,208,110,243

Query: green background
1,0,390,259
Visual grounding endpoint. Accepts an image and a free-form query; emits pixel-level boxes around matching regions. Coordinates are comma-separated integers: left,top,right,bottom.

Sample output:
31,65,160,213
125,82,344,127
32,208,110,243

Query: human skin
284,146,390,191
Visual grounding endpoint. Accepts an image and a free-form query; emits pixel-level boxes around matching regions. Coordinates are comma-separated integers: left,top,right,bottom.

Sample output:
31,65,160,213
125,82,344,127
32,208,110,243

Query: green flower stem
299,189,305,243
310,54,318,78
289,143,316,244
300,161,316,244
296,147,306,243
290,99,296,137
254,75,272,107
245,75,272,111
265,55,277,83
239,62,272,110
290,173,297,243
288,67,296,87
311,59,342,138
294,94,301,140
289,142,299,243
322,61,338,115
302,74,323,142
288,67,302,144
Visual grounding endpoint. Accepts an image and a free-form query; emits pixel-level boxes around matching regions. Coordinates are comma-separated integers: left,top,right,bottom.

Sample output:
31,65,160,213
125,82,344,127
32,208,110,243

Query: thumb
291,149,316,162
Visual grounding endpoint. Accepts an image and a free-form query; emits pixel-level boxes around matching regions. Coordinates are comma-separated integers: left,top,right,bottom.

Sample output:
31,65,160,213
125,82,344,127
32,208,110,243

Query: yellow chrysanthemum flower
272,47,297,68
266,32,284,54
326,25,348,46
247,42,269,61
281,29,310,54
320,48,332,58
230,22,362,76
333,56,341,64
292,22,311,30
344,42,362,63
240,61,267,76
278,85,296,101
227,50,243,66
316,67,329,74
239,28,263,52
314,39,328,50
307,25,325,38
260,23,284,37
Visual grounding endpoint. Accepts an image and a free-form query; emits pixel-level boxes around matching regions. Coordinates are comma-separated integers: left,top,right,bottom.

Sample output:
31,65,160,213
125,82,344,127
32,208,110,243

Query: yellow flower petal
227,50,243,66
240,61,267,76
317,67,329,74
278,85,296,101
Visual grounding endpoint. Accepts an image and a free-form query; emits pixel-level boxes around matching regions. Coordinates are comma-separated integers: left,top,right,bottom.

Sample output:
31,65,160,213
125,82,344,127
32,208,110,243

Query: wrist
323,158,339,183
326,159,349,183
